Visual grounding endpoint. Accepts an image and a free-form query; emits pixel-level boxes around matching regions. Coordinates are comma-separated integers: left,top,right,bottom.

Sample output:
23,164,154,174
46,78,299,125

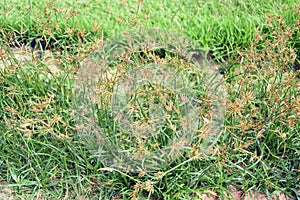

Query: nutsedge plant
0,0,300,199
220,13,300,196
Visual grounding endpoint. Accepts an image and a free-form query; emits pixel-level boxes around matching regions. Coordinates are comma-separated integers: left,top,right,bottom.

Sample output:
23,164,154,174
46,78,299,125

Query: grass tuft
0,1,299,199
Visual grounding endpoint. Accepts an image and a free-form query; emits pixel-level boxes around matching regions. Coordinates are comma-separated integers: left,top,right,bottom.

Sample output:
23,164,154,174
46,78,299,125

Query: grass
0,0,300,199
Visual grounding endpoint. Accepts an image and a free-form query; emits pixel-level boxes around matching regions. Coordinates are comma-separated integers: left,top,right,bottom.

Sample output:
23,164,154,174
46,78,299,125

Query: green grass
1,0,299,58
0,0,300,199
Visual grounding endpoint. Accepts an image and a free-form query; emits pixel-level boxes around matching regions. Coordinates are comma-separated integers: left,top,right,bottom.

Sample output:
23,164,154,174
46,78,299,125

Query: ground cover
0,0,299,199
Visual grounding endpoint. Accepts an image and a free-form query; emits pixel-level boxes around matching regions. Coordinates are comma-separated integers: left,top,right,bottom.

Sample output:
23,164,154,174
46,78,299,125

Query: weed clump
222,13,300,196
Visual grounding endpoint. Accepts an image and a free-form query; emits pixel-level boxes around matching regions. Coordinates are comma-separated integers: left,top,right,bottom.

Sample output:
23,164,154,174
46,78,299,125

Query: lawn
0,0,299,199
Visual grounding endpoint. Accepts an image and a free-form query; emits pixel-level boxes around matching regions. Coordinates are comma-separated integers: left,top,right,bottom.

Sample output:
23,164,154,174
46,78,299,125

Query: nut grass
0,0,300,199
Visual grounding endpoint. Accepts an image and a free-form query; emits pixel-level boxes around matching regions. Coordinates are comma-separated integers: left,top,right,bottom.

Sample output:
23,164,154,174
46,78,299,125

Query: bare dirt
197,185,292,200
0,46,61,75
